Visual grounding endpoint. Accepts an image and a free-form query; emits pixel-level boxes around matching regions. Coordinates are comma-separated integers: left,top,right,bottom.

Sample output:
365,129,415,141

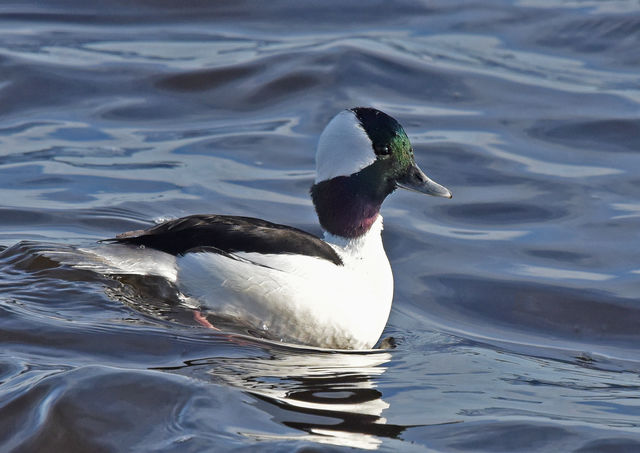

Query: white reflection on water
515,264,616,282
518,0,640,14
414,130,623,178
403,33,640,104
374,102,481,117
612,203,640,220
0,119,312,209
405,216,528,241
163,346,393,450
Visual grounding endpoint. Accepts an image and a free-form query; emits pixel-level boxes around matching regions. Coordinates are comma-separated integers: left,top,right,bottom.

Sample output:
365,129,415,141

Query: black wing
104,214,343,266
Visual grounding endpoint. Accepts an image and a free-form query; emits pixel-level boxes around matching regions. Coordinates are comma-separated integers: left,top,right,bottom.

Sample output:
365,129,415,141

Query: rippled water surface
1,1,640,451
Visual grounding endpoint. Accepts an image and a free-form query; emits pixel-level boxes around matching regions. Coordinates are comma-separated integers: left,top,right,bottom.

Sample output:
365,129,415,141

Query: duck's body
106,213,391,348
96,107,451,349
176,216,391,349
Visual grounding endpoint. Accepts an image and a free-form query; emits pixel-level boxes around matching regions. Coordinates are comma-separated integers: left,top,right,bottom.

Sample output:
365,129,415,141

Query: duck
92,107,452,349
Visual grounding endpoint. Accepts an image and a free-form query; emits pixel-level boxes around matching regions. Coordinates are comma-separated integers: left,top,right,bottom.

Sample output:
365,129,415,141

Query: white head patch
315,110,376,183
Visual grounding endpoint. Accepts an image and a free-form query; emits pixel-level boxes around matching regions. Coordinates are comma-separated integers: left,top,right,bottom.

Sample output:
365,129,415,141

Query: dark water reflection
2,0,640,451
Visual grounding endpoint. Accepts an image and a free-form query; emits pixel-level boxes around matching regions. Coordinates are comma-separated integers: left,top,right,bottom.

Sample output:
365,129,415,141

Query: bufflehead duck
100,107,452,349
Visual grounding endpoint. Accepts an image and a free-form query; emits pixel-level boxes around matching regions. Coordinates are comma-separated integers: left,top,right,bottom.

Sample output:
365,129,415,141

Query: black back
105,214,343,266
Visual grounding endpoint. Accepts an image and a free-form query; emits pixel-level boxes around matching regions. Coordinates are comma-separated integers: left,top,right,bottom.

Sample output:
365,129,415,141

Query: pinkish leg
193,310,220,330
192,311,255,348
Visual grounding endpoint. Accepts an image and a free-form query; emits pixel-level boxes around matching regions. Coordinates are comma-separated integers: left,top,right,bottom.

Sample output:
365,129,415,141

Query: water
1,0,640,451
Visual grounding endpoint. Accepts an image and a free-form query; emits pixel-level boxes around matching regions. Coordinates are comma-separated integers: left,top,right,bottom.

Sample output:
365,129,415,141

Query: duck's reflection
158,342,403,450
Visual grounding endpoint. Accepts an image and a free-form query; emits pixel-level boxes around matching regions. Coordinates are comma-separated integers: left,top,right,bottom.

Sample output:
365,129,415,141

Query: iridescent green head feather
351,107,414,179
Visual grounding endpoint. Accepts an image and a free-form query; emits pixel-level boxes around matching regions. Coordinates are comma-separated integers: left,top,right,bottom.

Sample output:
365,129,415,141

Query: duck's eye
374,145,390,156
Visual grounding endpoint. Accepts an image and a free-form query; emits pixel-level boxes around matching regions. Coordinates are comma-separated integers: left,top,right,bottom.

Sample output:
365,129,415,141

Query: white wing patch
43,244,178,282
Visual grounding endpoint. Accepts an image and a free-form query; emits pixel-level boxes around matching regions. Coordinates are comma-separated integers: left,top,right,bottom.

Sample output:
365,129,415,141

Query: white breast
176,216,393,349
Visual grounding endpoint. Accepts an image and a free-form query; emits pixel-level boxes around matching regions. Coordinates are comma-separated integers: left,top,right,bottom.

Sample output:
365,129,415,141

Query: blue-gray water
1,1,640,451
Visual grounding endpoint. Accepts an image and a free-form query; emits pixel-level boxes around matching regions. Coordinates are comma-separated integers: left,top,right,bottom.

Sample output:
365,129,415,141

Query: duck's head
311,107,451,239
